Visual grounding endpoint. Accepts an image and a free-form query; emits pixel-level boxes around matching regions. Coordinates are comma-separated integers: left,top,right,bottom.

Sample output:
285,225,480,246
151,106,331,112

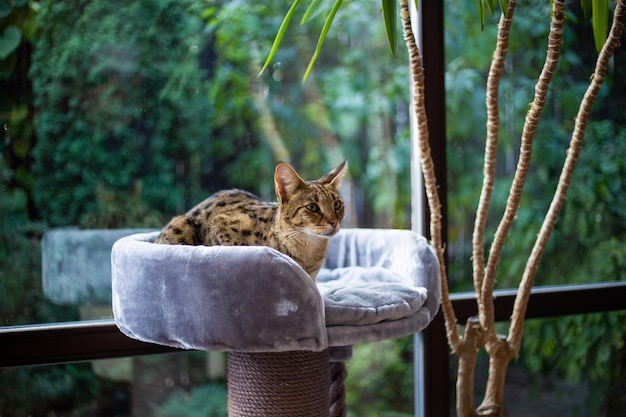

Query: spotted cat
155,161,348,278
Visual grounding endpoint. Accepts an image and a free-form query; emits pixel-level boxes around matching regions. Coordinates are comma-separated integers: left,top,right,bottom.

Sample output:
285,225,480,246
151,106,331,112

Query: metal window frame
2,283,625,367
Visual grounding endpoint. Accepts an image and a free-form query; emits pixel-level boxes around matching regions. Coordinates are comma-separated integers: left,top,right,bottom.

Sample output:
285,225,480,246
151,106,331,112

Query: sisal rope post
329,361,348,417
227,349,330,417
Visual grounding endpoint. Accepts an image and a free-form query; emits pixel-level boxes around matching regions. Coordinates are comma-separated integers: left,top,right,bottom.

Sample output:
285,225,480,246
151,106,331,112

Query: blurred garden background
1,0,625,415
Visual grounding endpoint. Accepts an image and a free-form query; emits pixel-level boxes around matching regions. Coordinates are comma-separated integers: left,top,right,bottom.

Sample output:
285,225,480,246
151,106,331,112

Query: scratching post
112,228,440,417
227,350,330,417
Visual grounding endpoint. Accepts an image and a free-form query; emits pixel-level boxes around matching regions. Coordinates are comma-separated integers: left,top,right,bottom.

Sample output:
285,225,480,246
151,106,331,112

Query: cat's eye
306,203,320,213
333,200,342,211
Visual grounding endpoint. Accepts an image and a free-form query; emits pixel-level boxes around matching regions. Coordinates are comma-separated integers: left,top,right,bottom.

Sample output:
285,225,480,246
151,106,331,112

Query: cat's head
274,160,348,239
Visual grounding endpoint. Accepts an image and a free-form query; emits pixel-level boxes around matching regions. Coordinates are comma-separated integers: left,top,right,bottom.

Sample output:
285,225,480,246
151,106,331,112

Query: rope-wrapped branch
399,0,457,353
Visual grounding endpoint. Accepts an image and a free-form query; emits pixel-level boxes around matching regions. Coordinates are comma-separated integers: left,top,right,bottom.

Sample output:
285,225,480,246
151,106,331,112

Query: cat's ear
275,162,306,203
319,160,348,191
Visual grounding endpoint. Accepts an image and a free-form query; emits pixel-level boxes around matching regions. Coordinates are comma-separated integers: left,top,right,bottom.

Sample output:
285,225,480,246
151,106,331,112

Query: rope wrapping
228,350,330,417
329,362,348,417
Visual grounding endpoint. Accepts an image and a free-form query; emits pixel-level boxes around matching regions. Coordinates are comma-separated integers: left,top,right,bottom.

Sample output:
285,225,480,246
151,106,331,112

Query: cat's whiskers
276,228,315,241
310,225,339,239
277,226,334,241
275,228,305,239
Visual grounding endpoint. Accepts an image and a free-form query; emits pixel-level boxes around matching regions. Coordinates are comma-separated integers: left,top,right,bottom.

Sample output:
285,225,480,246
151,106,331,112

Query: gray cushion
112,228,440,352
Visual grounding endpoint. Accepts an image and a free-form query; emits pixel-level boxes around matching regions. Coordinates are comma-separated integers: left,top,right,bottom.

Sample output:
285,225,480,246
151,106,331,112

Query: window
2,0,414,415
3,1,625,416
442,1,626,415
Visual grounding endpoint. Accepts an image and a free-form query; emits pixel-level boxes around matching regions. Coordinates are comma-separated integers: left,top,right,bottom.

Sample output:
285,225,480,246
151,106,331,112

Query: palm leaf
485,0,495,16
382,0,397,58
303,0,343,82
498,0,509,15
259,0,302,77
301,0,329,25
477,0,486,30
581,0,592,19
592,0,609,53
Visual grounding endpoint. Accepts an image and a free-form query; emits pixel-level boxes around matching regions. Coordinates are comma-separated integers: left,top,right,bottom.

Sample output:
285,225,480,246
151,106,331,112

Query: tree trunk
456,318,481,417
476,338,514,417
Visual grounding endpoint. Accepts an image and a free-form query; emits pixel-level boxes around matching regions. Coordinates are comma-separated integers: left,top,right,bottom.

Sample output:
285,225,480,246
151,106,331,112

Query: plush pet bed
112,228,440,352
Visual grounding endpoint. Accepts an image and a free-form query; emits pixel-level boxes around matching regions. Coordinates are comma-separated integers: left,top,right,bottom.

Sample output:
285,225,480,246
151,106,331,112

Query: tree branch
399,0,460,352
456,317,482,417
473,0,516,343
481,0,565,344
508,0,626,353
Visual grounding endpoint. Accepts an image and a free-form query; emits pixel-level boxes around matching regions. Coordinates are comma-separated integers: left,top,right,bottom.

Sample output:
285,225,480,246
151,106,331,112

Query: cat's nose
328,219,338,228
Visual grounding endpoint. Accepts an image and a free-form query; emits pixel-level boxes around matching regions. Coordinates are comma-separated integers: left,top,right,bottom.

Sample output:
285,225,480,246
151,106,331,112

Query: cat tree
112,228,440,416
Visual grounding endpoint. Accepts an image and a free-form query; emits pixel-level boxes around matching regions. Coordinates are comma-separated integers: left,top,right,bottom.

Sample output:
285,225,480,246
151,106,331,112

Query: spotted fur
155,161,348,278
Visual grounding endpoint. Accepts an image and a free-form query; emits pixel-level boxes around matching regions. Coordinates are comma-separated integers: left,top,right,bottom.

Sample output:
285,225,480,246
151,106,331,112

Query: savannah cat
154,161,348,279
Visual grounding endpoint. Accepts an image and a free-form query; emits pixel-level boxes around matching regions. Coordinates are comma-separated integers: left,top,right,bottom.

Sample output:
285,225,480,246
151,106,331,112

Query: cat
154,160,348,279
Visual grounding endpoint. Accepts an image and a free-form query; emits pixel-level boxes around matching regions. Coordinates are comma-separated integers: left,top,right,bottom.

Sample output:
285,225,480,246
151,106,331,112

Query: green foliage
193,0,273,194
381,0,398,58
302,0,344,81
346,338,414,417
592,0,610,52
260,0,405,83
258,0,303,76
157,383,227,417
30,0,211,227
80,182,165,229
0,363,98,417
522,313,626,383
0,0,40,221
259,0,348,82
537,121,626,284
0,178,76,325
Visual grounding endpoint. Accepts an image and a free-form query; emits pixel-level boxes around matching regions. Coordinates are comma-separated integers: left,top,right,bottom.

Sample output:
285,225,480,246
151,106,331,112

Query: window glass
0,352,228,417
448,313,626,416
444,1,626,415
1,0,411,327
2,1,415,416
445,1,626,289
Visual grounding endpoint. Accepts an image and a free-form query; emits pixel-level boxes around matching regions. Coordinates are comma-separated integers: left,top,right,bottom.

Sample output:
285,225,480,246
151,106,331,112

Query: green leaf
382,0,397,58
485,0,495,16
303,0,343,82
477,0,485,30
581,0,592,19
258,0,302,77
301,0,329,25
0,25,21,60
592,0,609,53
498,0,509,15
